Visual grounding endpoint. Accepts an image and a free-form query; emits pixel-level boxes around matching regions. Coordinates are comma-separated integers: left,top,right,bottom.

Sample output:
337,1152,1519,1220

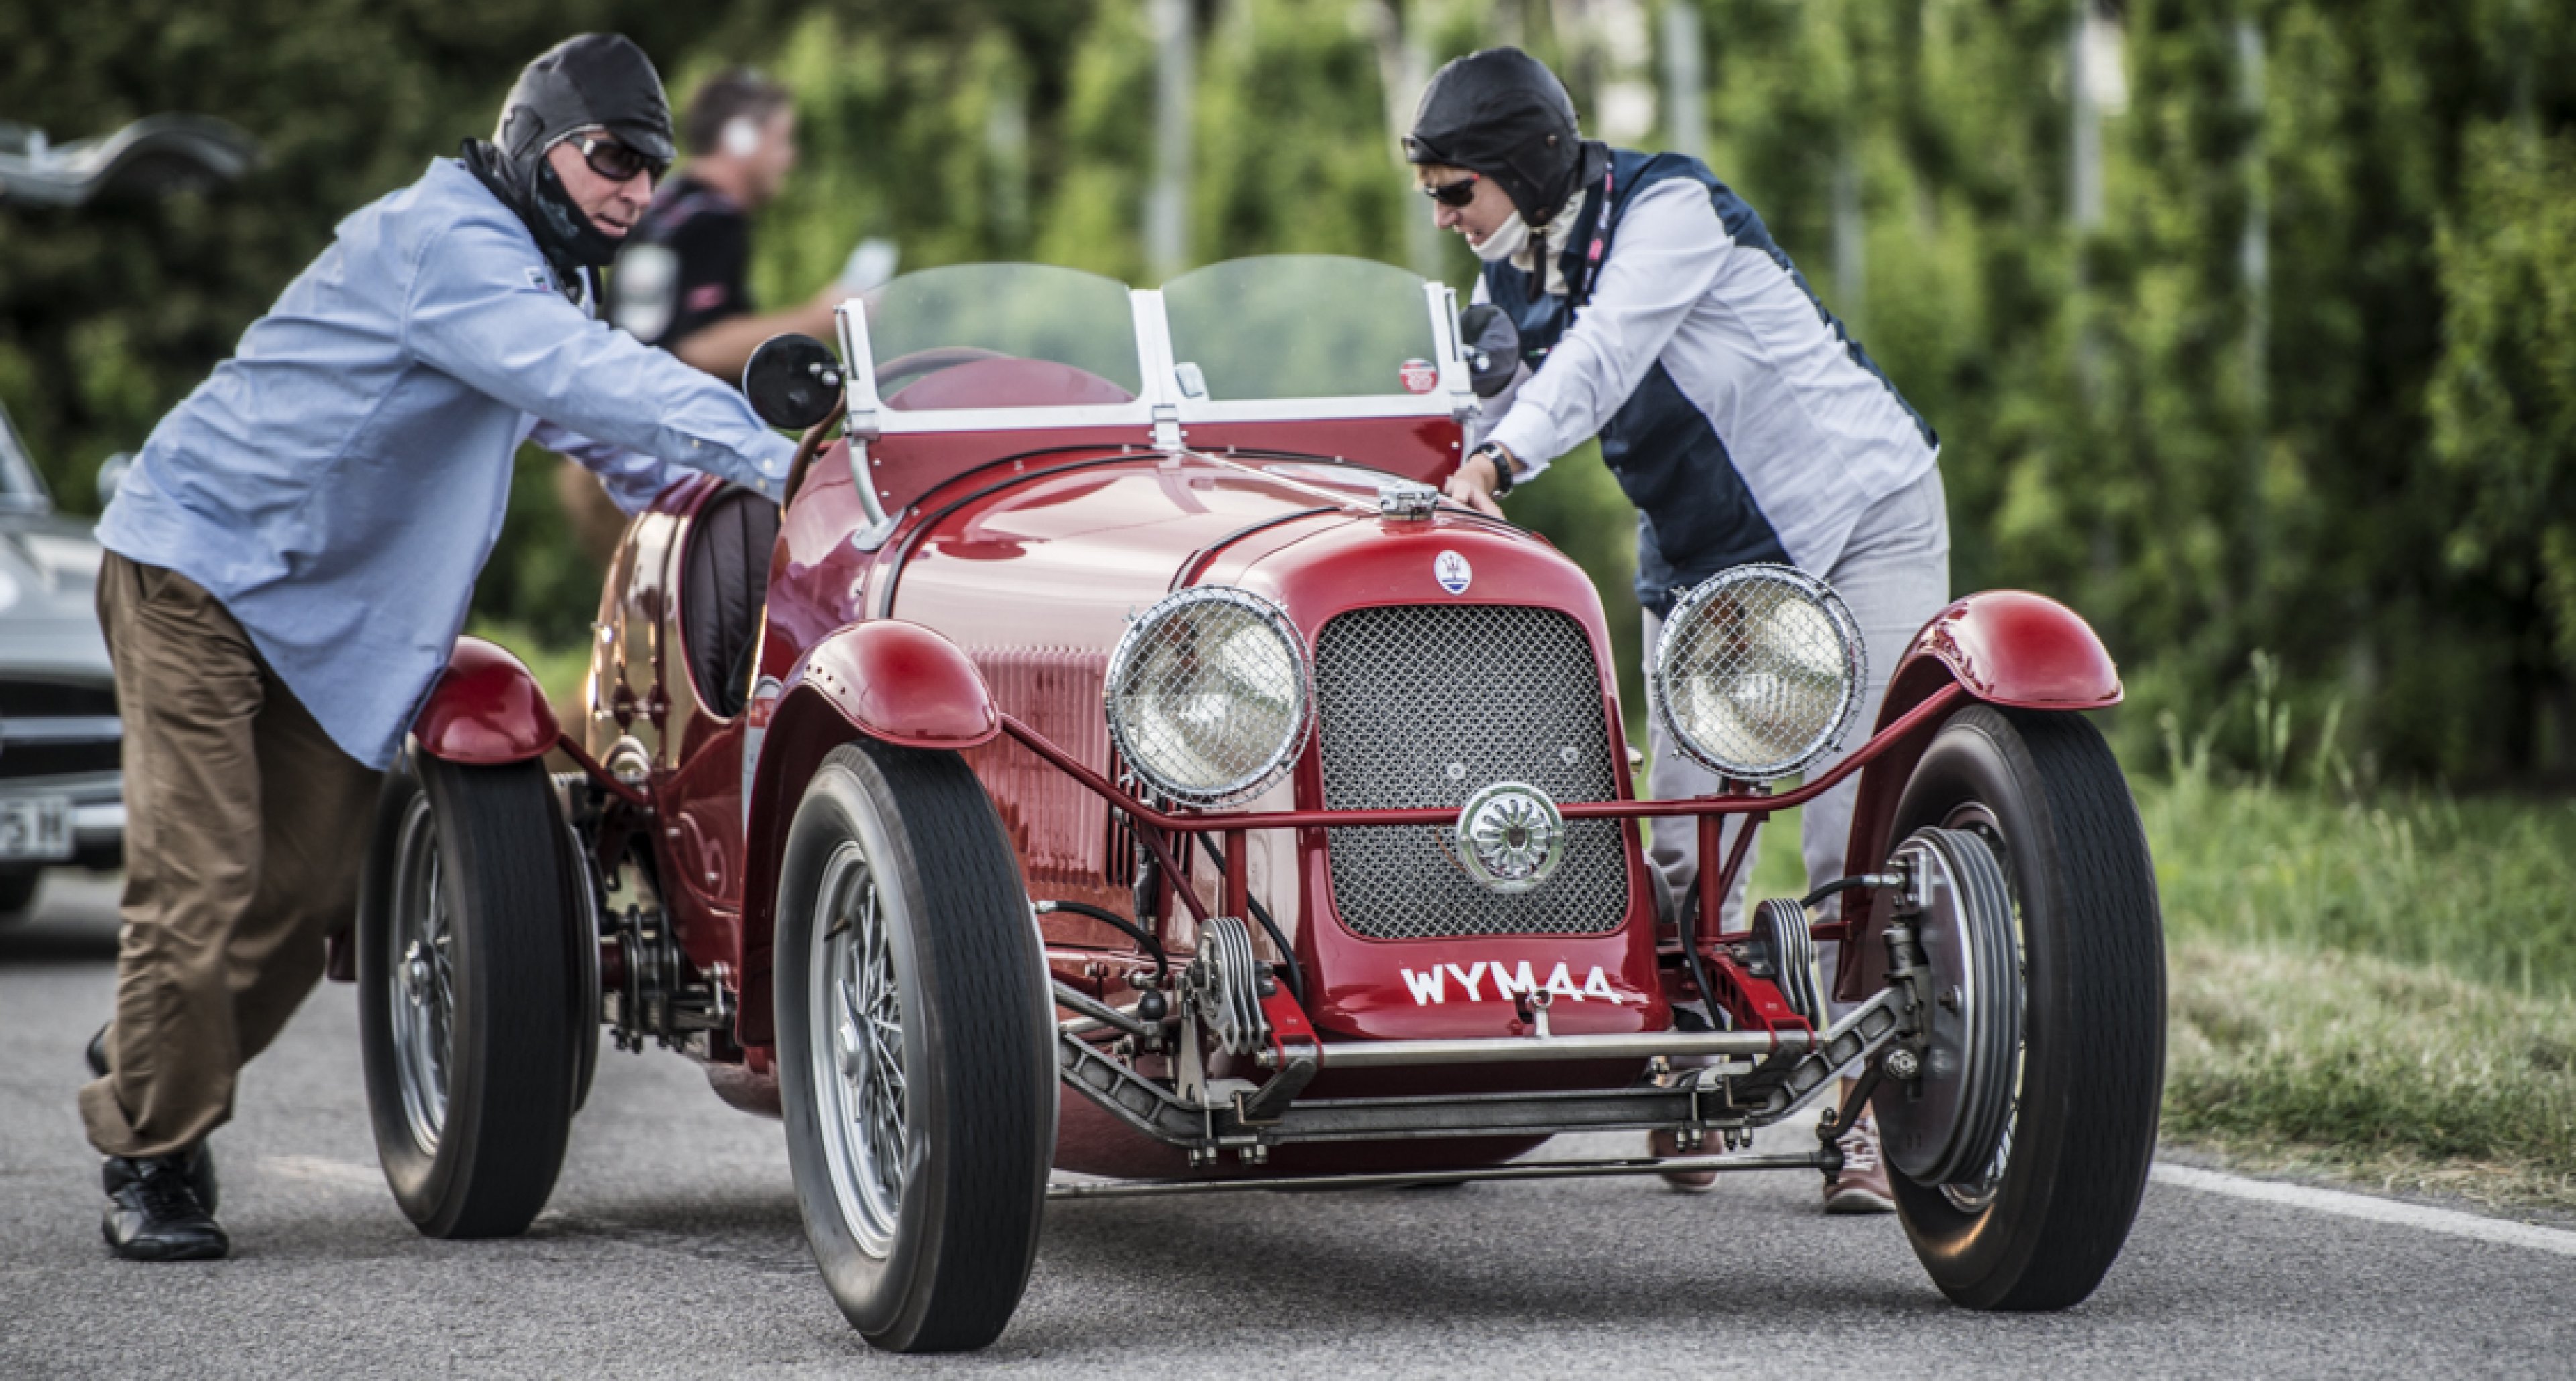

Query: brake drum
1876,827,2022,1188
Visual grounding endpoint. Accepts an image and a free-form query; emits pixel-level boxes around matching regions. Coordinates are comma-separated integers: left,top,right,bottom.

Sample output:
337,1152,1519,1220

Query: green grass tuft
2142,778,2576,999
2163,941,2576,1208
2144,773,2576,1206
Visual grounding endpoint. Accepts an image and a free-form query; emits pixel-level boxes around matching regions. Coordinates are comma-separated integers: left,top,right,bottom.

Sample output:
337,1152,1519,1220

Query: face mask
531,156,624,269
1471,210,1531,264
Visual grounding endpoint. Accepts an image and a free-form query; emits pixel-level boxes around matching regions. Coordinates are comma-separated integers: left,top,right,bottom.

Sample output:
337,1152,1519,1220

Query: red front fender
733,619,1000,1044
1885,590,2122,715
775,619,1001,751
411,635,560,766
1832,591,2119,1002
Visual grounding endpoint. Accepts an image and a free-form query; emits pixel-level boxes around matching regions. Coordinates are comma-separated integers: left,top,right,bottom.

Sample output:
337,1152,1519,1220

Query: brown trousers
78,552,383,1159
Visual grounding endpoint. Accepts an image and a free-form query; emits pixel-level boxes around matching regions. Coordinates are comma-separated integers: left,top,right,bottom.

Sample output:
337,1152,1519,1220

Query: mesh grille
1313,605,1628,940
1653,565,1861,780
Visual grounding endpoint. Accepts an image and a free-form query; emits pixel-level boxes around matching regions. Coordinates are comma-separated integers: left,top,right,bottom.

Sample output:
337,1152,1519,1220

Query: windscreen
1161,256,1441,403
866,263,1143,410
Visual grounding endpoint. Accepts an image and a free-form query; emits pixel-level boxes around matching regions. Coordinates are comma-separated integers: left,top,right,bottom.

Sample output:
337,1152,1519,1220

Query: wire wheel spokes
813,840,908,1257
1940,801,2026,1215
390,795,456,1155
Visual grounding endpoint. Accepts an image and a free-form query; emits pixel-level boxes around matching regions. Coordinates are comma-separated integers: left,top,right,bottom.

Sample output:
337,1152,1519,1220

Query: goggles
1421,174,1481,209
566,131,667,185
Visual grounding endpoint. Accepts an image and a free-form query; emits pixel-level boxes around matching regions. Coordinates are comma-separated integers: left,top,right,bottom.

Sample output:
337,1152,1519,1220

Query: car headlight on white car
1650,564,1866,782
1105,586,1311,807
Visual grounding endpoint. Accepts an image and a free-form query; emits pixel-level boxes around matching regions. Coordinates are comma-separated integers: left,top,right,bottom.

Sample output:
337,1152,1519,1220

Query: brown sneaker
1650,1129,1717,1193
1823,1113,1896,1214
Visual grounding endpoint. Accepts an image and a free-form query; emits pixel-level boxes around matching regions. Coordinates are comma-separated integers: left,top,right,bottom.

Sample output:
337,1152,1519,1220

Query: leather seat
680,487,778,720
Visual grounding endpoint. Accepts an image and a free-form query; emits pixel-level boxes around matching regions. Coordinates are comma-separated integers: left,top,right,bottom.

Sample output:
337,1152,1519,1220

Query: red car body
378,258,2158,1349
419,384,2118,1177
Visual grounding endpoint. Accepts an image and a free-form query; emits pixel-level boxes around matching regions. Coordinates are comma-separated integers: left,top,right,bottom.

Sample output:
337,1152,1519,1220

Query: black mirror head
1455,303,1521,398
742,334,845,431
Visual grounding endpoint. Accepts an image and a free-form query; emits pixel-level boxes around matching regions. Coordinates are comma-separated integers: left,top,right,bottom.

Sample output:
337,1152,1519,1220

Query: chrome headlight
1105,586,1311,807
1650,564,1865,781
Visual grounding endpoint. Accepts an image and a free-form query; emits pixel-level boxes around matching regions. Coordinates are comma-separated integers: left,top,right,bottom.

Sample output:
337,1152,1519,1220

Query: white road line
256,1154,386,1192
2151,1162,2576,1259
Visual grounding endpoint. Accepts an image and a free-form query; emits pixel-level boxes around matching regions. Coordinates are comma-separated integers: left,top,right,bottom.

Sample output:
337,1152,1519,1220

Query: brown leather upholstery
680,487,778,720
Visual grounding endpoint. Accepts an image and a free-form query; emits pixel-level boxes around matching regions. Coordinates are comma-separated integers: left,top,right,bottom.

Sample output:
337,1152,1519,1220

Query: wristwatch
1470,443,1516,497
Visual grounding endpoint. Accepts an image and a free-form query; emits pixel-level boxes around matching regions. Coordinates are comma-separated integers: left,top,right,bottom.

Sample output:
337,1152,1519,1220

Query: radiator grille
1312,605,1629,939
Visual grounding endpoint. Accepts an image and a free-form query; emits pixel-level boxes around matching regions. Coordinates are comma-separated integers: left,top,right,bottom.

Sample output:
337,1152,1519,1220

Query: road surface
5,873,2571,1378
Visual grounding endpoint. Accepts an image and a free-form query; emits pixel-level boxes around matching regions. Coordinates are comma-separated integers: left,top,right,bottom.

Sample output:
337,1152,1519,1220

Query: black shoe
87,1025,221,1213
101,1156,229,1262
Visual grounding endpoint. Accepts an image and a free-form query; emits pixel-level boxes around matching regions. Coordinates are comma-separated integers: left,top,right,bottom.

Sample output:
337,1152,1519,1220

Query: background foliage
5,0,2575,782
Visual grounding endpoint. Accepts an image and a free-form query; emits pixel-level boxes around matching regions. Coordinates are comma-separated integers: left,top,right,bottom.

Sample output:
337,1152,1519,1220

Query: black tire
356,750,580,1239
0,868,38,920
1878,705,2163,1311
549,778,603,1115
774,742,1055,1354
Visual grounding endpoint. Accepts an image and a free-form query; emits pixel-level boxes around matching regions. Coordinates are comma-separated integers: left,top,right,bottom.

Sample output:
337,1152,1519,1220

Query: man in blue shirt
78,34,796,1262
1409,49,1951,1214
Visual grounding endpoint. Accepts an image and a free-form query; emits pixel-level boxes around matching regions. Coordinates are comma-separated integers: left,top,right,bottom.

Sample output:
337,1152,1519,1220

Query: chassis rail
1046,1149,1835,1199
1059,988,1906,1154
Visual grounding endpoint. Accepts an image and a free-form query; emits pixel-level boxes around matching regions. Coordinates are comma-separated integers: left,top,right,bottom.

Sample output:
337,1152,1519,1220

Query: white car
0,409,121,917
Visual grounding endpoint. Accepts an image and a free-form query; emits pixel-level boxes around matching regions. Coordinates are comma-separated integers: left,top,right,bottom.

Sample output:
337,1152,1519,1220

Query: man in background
559,69,892,558
608,68,892,378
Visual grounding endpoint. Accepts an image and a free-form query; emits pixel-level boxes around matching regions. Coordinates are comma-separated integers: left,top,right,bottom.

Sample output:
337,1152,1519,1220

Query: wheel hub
1876,827,2021,1188
402,943,432,1007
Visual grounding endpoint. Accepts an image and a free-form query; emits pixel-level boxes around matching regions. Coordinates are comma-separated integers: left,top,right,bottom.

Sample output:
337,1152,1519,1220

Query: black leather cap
1403,47,1603,225
494,34,676,170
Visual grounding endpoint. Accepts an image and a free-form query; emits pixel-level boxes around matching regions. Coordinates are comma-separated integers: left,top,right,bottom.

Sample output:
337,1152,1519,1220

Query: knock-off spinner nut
1454,781,1567,895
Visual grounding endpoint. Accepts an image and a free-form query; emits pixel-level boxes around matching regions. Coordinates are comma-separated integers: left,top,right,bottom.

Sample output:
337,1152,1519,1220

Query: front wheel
775,742,1055,1355
1878,705,2164,1311
356,750,582,1238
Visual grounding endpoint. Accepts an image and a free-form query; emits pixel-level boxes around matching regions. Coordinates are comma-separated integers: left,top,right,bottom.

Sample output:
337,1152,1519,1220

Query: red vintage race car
354,256,2163,1353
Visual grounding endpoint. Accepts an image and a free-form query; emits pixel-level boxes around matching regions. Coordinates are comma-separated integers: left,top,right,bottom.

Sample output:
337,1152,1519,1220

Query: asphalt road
6,872,2574,1379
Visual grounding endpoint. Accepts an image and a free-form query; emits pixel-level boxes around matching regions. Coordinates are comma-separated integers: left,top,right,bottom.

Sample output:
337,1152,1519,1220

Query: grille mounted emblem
1434,550,1472,595
1453,781,1566,894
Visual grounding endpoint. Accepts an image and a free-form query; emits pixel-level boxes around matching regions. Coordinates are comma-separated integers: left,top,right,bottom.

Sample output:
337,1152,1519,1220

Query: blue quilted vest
1481,148,1931,615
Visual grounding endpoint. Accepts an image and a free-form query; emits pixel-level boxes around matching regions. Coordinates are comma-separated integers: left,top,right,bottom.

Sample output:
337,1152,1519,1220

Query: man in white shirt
1409,47,1950,1213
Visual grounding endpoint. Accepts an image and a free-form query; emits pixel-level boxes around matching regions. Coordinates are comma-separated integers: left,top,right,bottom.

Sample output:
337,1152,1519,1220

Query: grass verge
2165,940,2576,1210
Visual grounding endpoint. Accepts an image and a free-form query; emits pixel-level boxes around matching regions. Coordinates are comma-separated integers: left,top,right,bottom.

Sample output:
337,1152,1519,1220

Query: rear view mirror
743,334,845,431
1455,304,1521,398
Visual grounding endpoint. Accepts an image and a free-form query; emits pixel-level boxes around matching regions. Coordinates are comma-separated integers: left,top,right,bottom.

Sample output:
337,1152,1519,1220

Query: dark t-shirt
608,176,753,350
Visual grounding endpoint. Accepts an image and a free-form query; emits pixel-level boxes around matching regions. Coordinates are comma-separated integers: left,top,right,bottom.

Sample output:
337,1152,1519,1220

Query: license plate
0,796,72,862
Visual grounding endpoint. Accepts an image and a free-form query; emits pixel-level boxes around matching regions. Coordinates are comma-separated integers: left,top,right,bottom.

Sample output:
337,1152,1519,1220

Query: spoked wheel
1876,705,2163,1310
775,743,1055,1355
356,750,582,1238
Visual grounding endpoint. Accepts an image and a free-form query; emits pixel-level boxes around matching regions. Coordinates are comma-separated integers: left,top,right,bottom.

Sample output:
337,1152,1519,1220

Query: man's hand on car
1444,443,1513,518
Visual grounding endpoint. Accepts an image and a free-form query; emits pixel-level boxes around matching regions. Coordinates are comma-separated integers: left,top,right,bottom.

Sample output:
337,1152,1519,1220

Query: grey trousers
1644,468,1951,1015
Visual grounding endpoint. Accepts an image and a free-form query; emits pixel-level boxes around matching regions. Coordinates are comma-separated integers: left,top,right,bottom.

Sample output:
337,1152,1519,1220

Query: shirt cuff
702,429,798,501
1486,406,1560,482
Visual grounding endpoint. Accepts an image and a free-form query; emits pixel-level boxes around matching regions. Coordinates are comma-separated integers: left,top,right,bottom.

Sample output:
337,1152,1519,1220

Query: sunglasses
568,132,665,185
1421,174,1481,209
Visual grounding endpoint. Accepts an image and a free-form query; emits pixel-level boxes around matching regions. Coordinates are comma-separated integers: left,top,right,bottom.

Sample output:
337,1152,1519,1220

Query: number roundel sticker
1434,550,1472,595
1399,358,1439,394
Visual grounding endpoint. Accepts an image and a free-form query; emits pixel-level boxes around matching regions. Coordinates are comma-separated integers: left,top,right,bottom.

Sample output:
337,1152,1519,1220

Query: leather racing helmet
494,34,676,178
1403,47,1607,227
